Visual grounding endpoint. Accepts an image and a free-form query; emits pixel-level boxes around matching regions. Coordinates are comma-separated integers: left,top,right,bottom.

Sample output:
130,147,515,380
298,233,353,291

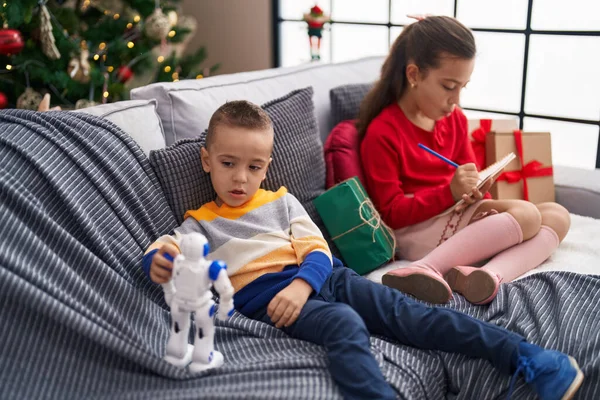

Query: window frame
273,0,600,168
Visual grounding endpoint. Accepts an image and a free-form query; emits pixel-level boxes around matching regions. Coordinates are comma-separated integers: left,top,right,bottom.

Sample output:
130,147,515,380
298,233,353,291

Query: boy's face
201,125,273,207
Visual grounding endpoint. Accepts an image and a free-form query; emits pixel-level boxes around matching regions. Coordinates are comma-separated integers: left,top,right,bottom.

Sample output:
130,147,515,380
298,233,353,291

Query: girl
358,16,570,305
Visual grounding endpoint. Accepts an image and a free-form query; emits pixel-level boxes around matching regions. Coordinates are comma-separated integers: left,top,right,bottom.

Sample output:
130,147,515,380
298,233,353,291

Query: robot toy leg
164,307,193,367
188,301,224,373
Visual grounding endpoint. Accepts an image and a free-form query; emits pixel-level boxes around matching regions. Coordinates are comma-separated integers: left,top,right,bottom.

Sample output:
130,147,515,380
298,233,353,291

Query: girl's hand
454,171,500,212
267,278,313,328
149,244,180,284
455,186,484,212
450,163,480,201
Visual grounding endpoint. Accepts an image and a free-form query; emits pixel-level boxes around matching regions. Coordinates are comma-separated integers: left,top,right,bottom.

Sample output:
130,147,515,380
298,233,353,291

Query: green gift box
313,177,395,275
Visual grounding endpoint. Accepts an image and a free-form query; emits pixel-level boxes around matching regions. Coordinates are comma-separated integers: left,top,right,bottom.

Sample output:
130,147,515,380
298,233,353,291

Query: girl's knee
537,202,571,242
506,201,542,240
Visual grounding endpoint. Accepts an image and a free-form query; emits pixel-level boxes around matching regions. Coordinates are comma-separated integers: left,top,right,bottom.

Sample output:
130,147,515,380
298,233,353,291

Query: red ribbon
470,119,492,170
496,130,553,201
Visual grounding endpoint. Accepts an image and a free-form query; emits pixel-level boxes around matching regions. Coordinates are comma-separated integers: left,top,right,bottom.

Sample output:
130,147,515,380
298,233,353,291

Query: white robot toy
161,232,235,373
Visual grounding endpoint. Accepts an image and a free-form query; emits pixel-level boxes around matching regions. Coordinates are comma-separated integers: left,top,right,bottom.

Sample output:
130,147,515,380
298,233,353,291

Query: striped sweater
147,187,333,315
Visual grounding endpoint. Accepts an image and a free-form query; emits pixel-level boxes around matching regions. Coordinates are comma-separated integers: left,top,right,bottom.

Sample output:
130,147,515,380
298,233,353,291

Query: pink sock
413,213,523,276
483,225,559,282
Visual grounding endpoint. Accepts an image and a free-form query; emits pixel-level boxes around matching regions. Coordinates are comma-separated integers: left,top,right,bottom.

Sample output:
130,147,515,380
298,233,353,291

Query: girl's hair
356,16,476,138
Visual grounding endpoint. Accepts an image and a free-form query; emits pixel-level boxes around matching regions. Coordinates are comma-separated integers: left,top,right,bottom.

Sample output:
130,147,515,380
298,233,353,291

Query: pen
418,143,459,168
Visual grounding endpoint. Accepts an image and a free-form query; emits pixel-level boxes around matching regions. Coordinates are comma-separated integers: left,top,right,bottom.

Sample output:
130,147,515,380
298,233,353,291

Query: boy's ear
262,157,273,181
200,147,211,173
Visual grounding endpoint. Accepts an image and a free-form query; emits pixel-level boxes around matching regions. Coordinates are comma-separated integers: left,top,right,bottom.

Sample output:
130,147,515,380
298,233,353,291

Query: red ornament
0,92,7,109
116,66,133,83
0,29,25,55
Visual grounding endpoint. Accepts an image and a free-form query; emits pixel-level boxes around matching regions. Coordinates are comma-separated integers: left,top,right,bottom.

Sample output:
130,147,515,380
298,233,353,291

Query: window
274,0,600,169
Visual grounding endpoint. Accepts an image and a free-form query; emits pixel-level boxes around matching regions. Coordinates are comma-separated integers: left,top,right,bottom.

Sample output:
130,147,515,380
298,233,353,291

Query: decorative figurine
303,5,331,61
162,232,235,373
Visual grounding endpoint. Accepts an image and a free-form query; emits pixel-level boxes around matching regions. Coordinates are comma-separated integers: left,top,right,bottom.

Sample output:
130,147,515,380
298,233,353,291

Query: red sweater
360,104,483,230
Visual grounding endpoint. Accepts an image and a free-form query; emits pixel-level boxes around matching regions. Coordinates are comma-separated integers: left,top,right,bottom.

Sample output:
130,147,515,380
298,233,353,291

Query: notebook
440,152,516,216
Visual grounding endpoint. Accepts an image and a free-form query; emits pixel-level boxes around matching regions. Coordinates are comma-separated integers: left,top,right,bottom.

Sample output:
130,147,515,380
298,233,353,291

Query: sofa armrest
554,165,600,219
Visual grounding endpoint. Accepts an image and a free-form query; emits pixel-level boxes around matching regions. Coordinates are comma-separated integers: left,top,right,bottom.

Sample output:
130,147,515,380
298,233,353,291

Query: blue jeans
251,265,524,399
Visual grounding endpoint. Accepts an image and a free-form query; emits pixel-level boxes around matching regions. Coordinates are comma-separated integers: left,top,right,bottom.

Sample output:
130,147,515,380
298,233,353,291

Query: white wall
181,0,273,76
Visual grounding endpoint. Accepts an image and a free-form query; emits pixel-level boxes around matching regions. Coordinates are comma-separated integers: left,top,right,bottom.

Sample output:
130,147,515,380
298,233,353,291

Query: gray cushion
149,87,327,233
329,82,373,127
73,99,166,155
149,135,214,223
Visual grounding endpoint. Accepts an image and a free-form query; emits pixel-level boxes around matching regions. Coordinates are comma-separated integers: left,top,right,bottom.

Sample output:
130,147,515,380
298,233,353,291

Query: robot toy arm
209,260,235,320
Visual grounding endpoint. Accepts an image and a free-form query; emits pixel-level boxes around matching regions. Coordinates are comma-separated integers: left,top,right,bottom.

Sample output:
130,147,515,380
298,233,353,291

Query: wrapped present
313,177,395,275
486,130,555,203
468,118,519,170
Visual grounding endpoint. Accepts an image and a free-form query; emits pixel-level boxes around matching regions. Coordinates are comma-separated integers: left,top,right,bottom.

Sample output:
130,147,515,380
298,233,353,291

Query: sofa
2,56,600,399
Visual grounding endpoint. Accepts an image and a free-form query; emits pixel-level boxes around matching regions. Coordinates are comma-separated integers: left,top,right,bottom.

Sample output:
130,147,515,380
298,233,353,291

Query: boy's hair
356,16,475,138
206,100,273,148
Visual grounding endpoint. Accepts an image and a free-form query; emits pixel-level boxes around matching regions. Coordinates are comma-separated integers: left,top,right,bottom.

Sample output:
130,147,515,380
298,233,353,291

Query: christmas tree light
0,0,219,110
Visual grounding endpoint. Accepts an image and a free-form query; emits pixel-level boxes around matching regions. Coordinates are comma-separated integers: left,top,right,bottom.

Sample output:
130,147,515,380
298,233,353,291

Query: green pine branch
0,0,215,109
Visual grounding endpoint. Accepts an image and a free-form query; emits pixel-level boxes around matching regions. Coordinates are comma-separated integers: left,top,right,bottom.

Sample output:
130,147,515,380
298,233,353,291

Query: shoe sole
382,273,450,304
562,356,584,400
446,268,497,304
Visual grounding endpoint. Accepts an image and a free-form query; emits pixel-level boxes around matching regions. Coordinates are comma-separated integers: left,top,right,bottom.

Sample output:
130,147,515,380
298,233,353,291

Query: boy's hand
149,244,180,284
267,278,313,329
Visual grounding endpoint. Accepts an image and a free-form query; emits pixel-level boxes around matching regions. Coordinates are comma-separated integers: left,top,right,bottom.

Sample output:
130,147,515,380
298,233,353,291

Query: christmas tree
0,0,218,110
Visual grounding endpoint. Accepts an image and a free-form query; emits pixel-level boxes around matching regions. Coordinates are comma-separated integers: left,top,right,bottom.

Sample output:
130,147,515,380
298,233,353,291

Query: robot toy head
180,232,210,262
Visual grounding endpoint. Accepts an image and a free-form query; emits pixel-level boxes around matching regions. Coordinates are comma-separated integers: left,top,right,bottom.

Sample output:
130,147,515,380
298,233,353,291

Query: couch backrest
131,56,385,145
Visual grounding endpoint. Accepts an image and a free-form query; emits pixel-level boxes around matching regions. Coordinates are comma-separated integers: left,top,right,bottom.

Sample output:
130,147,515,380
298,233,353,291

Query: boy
143,101,583,400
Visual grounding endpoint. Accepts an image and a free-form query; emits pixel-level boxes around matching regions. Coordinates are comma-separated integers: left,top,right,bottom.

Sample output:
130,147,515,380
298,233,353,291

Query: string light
126,23,133,29
6,64,12,70
172,72,179,80
107,66,114,72
196,74,203,79
102,55,107,61
168,30,176,38
157,56,165,63
173,79,179,82
164,66,171,73
93,54,100,61
99,43,106,50
103,91,109,98
127,41,134,48
113,13,120,20
104,10,110,15
133,15,141,23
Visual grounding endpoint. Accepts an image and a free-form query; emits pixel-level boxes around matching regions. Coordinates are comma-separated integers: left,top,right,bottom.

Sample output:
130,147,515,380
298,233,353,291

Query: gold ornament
37,94,62,112
144,8,171,40
167,10,178,27
75,99,99,109
40,3,61,60
68,46,91,83
17,88,43,110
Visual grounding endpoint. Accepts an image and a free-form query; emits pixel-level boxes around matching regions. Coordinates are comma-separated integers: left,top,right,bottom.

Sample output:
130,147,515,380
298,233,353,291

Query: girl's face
410,55,475,121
